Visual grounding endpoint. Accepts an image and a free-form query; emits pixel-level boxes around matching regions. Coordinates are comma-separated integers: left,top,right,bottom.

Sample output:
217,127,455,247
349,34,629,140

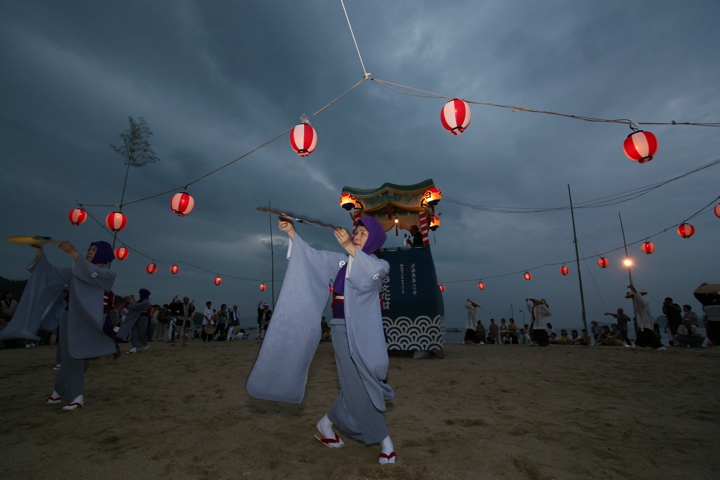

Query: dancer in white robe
246,216,396,464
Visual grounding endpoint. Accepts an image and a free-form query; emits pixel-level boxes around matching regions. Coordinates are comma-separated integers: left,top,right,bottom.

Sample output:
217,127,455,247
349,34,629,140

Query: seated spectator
569,330,584,345
597,325,623,346
554,329,571,345
518,328,532,345
674,318,705,347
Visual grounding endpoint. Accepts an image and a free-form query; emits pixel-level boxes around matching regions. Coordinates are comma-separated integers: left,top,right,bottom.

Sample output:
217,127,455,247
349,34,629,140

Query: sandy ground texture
1,340,719,480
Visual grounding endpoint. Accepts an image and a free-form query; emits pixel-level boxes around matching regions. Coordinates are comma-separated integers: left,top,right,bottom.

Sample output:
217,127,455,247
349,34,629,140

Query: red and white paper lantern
641,242,656,254
289,123,317,157
170,265,179,274
259,283,266,291
439,285,446,292
597,257,609,268
623,130,658,163
170,192,195,217
440,99,472,135
523,272,532,281
214,276,223,286
677,223,695,238
560,266,570,276
477,281,485,290
68,208,88,226
114,247,129,260
106,211,127,232
146,263,157,274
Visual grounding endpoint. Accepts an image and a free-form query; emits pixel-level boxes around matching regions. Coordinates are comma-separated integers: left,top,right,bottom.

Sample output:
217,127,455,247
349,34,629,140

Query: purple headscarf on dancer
90,241,115,265
332,216,386,295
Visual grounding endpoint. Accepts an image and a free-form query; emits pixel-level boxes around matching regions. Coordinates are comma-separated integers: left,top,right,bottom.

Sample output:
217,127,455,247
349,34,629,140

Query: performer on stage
246,216,396,464
625,285,666,350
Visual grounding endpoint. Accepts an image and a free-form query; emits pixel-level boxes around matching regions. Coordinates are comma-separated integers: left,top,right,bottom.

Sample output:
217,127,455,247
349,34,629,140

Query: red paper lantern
623,130,658,163
423,187,443,206
523,272,532,281
477,281,485,290
170,192,195,217
440,99,472,135
146,263,157,274
214,276,222,286
641,242,655,254
715,204,720,218
677,223,695,238
68,208,87,226
259,283,266,291
114,247,129,260
289,123,317,157
560,266,570,276
106,211,127,232
170,265,179,274
597,257,609,268
439,285,445,292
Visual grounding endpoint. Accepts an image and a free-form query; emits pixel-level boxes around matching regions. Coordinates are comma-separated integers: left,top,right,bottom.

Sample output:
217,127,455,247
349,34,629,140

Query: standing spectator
508,318,519,344
475,320,487,345
604,308,632,346
488,318,499,345
227,304,242,341
202,301,215,342
693,283,720,347
590,321,601,343
170,296,195,346
499,318,508,343
662,297,683,346
215,304,229,341
155,304,171,341
257,302,272,340
464,300,480,344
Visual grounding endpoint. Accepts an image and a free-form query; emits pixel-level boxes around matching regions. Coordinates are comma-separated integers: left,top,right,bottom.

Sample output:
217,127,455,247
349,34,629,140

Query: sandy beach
1,340,718,480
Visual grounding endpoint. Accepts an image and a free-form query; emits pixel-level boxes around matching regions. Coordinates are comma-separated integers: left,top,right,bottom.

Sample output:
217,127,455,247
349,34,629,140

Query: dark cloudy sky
1,1,718,333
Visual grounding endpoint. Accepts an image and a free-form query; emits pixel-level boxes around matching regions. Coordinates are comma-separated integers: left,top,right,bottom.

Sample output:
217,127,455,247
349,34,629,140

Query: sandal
378,451,397,465
62,402,83,411
45,395,62,405
314,431,344,449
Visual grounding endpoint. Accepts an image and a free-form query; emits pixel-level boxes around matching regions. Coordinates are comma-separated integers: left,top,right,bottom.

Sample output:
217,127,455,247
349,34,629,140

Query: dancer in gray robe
116,289,152,353
246,216,397,464
16,240,118,411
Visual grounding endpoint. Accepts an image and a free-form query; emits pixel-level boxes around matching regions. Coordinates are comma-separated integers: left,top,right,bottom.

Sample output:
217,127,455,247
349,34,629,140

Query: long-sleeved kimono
116,297,152,348
247,217,394,444
0,254,68,342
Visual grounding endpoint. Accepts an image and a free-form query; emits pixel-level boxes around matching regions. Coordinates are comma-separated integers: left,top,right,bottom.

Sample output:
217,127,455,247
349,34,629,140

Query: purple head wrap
332,216,386,295
90,241,115,265
139,288,151,299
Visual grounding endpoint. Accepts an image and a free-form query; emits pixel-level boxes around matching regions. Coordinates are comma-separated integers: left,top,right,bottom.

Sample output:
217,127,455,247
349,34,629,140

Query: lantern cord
371,78,720,128
340,0,370,77
77,77,368,208
446,197,720,285
444,157,720,213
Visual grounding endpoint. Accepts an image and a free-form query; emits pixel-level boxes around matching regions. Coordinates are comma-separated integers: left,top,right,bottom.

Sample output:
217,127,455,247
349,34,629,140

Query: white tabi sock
316,415,335,439
379,435,396,464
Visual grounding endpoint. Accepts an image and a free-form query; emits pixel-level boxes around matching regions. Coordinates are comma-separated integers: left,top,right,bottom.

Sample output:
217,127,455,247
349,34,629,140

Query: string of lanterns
53,73,717,289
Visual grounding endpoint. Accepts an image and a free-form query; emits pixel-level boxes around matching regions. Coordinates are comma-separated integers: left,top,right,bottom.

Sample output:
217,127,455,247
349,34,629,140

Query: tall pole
618,212,638,337
269,199,276,311
567,185,589,341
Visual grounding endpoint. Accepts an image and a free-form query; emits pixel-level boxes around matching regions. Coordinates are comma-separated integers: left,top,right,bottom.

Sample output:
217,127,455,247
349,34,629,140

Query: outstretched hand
57,241,79,260
334,228,356,257
279,219,295,240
